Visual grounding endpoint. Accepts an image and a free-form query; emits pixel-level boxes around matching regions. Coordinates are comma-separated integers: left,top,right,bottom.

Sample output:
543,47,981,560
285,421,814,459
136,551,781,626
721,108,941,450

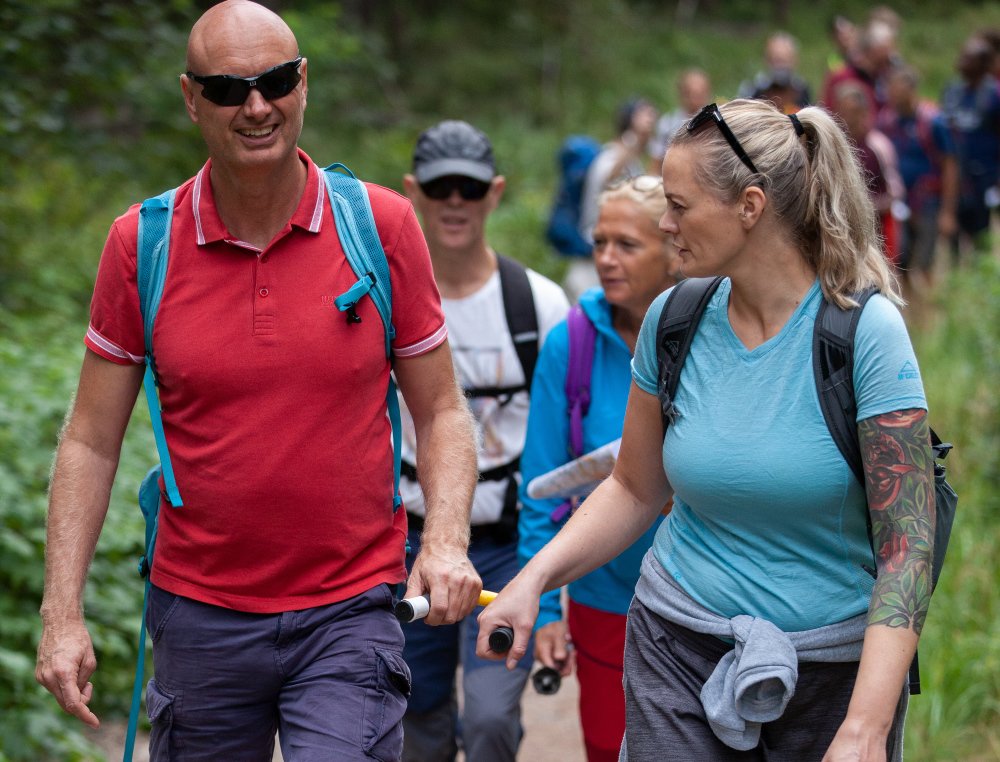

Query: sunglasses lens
257,67,301,100
421,177,491,200
201,79,250,106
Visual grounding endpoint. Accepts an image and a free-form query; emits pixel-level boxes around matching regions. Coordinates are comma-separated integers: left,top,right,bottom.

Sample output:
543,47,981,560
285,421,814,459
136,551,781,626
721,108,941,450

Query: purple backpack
549,305,597,522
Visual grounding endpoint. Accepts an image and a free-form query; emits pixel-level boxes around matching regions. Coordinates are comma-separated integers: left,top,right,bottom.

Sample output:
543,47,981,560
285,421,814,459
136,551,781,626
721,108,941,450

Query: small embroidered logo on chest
320,294,336,306
897,361,920,381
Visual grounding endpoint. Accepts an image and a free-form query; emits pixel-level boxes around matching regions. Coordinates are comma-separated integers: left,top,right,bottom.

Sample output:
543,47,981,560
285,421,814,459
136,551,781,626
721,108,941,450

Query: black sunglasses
687,103,759,174
186,57,303,107
419,175,492,201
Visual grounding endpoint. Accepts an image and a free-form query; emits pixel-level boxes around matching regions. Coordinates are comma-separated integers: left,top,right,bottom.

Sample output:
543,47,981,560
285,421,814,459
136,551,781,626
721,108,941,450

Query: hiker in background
827,14,858,73
579,99,658,245
34,2,482,759
479,99,935,761
571,98,657,301
981,27,1000,80
651,68,712,162
737,32,812,114
400,120,569,762
518,175,681,762
832,81,906,265
939,33,1000,262
822,19,899,115
878,64,959,292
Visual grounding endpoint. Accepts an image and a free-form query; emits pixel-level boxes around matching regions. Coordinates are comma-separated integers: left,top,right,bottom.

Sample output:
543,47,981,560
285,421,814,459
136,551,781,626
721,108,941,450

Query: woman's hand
822,715,889,762
475,570,544,671
534,620,575,677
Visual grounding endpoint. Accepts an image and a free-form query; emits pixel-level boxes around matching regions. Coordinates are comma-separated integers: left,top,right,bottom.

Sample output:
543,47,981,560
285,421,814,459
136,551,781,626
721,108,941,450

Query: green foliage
0,310,159,759
903,257,1000,760
0,0,197,162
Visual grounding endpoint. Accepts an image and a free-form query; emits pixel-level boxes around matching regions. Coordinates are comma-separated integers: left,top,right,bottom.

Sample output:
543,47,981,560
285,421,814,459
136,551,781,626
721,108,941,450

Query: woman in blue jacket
518,175,681,762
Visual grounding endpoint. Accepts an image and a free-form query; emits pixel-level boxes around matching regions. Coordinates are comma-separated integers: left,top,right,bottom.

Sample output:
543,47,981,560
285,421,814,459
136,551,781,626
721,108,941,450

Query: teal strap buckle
335,272,376,324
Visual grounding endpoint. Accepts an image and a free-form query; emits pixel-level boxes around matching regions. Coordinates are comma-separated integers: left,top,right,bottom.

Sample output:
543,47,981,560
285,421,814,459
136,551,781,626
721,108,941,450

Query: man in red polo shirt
34,1,481,759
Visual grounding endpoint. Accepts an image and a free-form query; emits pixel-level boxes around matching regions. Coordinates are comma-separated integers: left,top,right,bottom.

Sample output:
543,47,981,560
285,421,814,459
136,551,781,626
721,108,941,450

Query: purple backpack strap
550,305,597,523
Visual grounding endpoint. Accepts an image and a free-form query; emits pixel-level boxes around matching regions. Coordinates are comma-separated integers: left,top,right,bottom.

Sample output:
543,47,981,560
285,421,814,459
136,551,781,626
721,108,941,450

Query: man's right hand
534,620,574,677
36,617,100,728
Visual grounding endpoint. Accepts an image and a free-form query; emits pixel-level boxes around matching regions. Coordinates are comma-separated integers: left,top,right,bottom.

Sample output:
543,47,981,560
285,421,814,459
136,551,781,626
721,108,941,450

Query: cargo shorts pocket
146,585,182,644
146,678,177,760
362,647,412,761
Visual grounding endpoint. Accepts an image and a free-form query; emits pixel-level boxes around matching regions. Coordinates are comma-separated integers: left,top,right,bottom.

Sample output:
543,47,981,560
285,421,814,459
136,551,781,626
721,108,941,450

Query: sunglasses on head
687,103,759,174
419,175,492,201
607,174,663,193
186,57,303,107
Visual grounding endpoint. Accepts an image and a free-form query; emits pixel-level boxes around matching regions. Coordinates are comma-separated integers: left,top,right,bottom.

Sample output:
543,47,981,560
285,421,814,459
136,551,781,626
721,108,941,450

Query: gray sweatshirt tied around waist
633,550,867,751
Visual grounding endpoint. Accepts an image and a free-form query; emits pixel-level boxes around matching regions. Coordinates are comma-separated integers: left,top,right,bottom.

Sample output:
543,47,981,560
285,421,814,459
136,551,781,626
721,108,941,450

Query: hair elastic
788,113,805,137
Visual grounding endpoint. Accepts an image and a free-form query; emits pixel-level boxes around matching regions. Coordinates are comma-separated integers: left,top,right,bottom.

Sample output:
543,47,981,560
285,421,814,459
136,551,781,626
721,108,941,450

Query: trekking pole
394,590,498,622
532,666,562,695
394,590,514,653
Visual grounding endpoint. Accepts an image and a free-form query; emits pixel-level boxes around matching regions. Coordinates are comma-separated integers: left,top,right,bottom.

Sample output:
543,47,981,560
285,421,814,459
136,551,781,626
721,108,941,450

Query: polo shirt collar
192,148,325,246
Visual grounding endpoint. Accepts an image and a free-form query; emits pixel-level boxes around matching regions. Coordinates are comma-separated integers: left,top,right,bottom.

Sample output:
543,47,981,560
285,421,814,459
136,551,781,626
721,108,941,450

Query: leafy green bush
0,310,158,760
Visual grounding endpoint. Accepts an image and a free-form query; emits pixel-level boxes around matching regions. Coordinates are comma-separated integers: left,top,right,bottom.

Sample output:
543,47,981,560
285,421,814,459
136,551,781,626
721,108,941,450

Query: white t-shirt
399,264,569,524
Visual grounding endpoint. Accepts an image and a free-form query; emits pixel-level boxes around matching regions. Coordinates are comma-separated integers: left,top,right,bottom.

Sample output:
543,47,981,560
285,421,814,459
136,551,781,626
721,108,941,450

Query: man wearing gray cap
399,120,569,761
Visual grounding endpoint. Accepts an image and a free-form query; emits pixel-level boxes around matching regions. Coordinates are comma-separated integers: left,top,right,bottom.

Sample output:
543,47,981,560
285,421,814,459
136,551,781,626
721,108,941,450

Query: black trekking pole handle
488,626,515,654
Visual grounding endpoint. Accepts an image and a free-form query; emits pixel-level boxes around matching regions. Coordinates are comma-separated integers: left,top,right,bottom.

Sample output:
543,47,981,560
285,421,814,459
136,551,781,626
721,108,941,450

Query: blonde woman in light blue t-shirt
478,99,936,762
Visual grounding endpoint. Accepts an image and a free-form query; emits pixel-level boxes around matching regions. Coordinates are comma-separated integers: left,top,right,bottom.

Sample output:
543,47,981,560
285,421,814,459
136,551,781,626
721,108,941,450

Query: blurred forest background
2,0,999,759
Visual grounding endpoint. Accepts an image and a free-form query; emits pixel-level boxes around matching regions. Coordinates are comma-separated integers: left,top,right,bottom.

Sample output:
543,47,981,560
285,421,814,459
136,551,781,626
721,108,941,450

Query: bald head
187,0,299,74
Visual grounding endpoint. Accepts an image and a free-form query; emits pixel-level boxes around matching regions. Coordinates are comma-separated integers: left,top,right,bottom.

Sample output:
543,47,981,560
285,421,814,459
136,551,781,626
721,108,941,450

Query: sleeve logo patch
898,361,920,381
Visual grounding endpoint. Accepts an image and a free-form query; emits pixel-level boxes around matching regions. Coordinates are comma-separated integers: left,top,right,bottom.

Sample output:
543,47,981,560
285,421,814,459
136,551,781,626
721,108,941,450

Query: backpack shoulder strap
322,163,402,512
126,188,181,762
565,305,598,458
137,189,183,509
496,253,540,391
323,164,395,354
812,288,877,486
656,277,724,433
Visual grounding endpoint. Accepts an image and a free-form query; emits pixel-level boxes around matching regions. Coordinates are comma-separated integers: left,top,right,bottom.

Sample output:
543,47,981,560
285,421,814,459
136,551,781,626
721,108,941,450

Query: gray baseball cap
412,120,496,184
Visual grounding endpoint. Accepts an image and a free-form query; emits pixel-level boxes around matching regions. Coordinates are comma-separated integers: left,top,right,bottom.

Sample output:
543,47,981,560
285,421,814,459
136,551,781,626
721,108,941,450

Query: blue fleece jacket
518,287,665,630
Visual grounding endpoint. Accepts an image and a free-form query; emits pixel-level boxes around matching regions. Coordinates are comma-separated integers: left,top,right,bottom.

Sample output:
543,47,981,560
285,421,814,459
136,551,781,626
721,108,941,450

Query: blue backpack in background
545,135,601,257
123,164,400,760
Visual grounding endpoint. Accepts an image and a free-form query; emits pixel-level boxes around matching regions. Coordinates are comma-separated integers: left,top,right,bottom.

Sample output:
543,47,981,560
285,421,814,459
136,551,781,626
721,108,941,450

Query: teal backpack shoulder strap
137,189,184,508
124,187,182,762
322,164,403,512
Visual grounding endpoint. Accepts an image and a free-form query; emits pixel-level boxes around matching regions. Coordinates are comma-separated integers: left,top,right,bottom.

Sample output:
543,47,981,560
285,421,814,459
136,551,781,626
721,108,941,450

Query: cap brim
414,158,495,184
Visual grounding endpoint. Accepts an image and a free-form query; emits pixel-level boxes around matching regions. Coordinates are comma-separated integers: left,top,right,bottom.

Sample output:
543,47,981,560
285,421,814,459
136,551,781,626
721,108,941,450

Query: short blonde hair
669,99,901,308
597,175,668,228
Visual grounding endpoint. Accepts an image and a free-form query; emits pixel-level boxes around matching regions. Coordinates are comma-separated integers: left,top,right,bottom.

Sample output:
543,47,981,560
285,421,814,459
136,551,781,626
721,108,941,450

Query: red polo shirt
85,151,447,612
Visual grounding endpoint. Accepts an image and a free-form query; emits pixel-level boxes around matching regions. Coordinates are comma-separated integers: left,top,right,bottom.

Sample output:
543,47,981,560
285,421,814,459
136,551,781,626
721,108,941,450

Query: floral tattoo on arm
859,408,935,634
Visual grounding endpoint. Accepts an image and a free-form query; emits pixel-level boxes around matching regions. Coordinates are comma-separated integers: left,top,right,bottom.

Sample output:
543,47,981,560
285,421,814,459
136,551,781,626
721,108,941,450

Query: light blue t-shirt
632,279,927,632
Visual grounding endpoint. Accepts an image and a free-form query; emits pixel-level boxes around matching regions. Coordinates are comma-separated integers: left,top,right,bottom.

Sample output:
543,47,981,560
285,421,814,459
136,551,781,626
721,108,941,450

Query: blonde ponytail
670,99,901,308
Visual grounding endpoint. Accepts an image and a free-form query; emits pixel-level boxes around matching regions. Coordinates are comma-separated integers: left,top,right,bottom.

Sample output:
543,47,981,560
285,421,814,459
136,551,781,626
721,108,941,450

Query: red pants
568,600,627,762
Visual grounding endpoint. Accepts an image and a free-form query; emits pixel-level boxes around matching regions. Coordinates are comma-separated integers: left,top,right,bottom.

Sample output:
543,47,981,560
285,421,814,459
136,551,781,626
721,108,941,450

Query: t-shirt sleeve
853,294,928,422
631,288,672,394
367,184,447,358
85,207,145,365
